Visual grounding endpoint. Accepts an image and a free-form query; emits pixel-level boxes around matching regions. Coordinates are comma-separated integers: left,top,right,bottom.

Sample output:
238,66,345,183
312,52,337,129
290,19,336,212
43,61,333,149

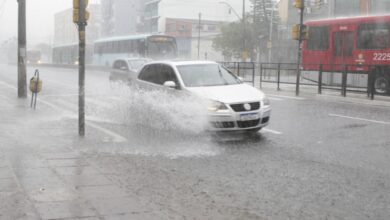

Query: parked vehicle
132,60,271,133
109,58,150,82
302,15,390,94
26,50,42,64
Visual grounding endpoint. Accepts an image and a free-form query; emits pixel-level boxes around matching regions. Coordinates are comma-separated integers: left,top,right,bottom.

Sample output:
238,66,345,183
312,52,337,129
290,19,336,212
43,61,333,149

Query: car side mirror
163,81,177,89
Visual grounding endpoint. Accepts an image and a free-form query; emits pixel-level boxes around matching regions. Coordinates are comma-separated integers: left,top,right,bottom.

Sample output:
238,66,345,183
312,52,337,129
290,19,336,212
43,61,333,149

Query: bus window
334,32,353,57
357,24,389,50
307,26,329,51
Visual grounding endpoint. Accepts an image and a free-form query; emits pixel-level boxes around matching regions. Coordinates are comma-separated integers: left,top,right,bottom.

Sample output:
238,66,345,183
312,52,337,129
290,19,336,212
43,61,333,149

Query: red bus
302,15,390,94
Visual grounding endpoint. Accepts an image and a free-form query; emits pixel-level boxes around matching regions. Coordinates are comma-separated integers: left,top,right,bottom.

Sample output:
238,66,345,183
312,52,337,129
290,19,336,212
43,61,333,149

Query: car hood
185,84,265,104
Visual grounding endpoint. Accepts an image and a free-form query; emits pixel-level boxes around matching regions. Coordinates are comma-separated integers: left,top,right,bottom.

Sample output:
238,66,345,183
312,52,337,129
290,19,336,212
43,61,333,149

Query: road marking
268,97,284,101
263,128,283,135
86,97,113,108
267,94,306,100
40,94,79,97
0,80,17,90
329,114,390,125
0,79,128,143
86,121,127,143
44,79,75,89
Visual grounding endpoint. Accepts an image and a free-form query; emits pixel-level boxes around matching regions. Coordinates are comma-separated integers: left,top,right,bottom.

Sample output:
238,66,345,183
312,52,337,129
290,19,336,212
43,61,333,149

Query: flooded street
1,64,389,219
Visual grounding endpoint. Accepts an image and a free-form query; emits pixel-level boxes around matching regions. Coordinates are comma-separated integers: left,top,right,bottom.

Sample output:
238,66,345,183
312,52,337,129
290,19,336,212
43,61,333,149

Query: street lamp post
268,0,281,64
218,1,241,20
219,1,247,61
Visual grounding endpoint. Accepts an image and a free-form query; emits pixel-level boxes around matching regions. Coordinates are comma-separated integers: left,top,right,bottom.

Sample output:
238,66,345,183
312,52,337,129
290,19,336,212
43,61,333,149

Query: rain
0,0,390,219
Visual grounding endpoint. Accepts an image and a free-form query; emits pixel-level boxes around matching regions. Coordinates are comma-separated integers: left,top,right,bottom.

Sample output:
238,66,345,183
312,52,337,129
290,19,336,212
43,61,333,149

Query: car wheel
374,75,389,95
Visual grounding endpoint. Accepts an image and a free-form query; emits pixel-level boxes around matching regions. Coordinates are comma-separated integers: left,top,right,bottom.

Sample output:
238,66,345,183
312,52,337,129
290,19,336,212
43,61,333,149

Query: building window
208,25,216,31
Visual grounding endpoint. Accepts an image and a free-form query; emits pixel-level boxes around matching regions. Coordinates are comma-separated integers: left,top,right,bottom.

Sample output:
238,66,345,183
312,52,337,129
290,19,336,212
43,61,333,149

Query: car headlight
263,97,270,106
208,101,229,112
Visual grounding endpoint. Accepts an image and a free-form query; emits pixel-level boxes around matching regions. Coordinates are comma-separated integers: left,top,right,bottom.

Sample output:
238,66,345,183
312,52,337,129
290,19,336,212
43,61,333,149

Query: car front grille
211,121,235,128
230,102,260,112
261,117,270,124
237,119,260,128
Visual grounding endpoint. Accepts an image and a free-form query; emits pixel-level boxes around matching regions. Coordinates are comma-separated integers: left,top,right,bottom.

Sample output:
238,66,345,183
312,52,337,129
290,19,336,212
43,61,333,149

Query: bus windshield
147,41,176,59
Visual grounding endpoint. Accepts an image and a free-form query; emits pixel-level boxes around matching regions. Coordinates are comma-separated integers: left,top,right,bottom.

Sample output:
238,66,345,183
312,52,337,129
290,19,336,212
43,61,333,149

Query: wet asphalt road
1,64,390,219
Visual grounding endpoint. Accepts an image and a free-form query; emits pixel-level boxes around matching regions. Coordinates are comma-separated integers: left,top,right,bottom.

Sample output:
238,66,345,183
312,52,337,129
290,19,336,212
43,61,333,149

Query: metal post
277,63,281,91
197,13,201,60
252,62,255,87
341,65,347,97
17,0,27,98
370,67,375,100
367,66,371,98
318,64,323,94
237,62,241,77
260,63,263,89
78,0,87,137
295,1,304,96
242,0,246,61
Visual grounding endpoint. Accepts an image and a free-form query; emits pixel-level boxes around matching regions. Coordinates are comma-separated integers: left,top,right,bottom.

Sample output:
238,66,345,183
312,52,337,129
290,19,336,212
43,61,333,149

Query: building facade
101,0,145,37
100,0,245,60
53,4,101,46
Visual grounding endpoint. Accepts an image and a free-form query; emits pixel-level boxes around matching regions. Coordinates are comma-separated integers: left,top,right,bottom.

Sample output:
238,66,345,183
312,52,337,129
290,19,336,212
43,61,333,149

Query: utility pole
197,13,201,60
295,0,304,96
73,0,89,136
242,0,246,61
17,0,27,98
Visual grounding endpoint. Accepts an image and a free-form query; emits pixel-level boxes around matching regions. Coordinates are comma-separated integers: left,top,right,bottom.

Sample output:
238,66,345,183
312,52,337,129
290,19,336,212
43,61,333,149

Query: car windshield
177,64,241,87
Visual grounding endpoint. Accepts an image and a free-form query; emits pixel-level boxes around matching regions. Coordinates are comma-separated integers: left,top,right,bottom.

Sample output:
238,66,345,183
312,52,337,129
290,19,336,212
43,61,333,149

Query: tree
213,0,280,62
213,22,253,61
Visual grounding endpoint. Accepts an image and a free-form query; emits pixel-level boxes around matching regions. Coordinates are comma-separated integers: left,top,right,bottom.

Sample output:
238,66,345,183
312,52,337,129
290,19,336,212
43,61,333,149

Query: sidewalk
259,81,390,108
0,86,156,219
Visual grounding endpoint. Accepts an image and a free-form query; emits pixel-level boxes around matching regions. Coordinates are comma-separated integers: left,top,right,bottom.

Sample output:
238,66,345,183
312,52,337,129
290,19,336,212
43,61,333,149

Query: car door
137,64,162,90
137,64,182,92
160,64,181,89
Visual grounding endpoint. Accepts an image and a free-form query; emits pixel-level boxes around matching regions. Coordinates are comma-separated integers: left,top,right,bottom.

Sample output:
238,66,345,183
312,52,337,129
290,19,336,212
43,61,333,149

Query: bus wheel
374,75,389,95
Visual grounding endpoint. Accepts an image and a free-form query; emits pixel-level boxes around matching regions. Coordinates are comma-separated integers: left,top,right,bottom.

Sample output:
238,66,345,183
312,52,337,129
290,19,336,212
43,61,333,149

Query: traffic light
293,0,302,9
291,24,309,40
292,24,299,40
302,25,309,40
73,0,90,24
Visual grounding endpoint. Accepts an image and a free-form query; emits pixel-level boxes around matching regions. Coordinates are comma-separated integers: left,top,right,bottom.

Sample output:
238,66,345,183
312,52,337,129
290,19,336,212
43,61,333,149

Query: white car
133,60,271,133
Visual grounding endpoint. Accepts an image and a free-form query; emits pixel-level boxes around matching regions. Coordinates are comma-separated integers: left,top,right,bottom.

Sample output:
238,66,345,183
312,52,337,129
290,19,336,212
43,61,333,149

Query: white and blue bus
52,43,93,65
93,34,178,67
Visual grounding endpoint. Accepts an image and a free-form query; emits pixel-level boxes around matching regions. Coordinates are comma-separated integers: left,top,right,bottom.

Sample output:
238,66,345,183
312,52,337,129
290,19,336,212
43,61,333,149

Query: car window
160,64,179,85
138,64,161,84
177,64,241,87
113,61,121,69
113,60,128,70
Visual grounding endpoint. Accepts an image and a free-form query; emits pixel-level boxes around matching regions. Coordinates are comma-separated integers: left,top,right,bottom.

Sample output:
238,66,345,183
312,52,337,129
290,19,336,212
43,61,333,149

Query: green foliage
213,0,280,61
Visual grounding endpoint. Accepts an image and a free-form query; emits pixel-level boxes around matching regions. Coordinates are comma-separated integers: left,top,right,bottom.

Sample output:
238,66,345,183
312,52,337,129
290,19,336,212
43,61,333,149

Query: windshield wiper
217,65,229,85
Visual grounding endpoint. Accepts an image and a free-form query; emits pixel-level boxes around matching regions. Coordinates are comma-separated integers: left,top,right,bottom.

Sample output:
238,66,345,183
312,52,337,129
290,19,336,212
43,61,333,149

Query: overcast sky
0,0,72,46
